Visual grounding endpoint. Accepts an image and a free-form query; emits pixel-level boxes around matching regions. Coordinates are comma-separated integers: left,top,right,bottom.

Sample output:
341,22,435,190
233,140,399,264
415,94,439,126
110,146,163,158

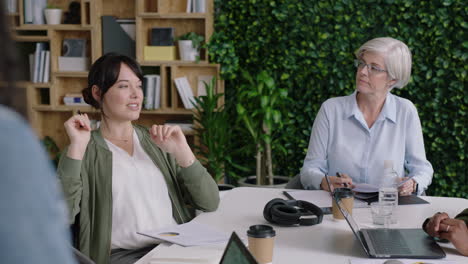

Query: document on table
283,190,368,208
135,243,226,264
137,221,230,247
353,183,379,193
348,258,458,264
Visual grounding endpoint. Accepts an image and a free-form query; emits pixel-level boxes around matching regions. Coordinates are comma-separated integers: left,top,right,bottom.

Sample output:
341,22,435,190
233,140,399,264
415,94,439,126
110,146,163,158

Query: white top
300,91,433,194
106,131,177,250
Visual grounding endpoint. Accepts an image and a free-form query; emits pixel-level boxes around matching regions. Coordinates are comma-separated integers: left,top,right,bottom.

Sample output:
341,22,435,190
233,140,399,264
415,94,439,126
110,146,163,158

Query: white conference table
138,187,468,264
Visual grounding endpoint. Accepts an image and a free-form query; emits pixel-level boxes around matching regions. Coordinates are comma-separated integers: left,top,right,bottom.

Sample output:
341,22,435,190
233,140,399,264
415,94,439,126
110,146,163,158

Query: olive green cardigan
57,125,220,264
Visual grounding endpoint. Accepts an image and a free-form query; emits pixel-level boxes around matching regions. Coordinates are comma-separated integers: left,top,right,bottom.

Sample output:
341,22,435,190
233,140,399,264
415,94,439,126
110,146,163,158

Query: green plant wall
209,0,467,197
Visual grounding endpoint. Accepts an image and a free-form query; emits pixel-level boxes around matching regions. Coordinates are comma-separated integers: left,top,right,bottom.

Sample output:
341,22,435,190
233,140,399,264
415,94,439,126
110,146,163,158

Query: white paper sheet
138,221,230,247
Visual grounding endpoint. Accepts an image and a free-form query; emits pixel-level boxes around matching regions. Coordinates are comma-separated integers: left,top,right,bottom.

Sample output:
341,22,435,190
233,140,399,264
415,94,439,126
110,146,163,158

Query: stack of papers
136,243,225,264
137,221,230,247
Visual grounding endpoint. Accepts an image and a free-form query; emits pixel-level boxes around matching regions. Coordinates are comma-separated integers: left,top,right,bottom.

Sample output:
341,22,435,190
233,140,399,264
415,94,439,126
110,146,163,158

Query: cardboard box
144,46,177,61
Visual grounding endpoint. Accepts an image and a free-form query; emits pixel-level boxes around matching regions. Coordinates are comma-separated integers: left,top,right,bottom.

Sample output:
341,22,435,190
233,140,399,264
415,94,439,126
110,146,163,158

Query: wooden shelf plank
13,35,50,42
53,71,88,78
15,25,90,31
140,109,194,115
139,60,212,66
138,13,207,19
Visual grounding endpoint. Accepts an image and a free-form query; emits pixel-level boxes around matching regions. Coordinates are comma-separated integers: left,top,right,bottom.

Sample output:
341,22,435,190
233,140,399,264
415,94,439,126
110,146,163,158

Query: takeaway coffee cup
331,187,354,220
247,224,276,264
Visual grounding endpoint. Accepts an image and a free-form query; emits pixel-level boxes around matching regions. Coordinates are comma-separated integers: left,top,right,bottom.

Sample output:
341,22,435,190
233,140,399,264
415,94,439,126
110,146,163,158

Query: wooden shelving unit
11,0,223,150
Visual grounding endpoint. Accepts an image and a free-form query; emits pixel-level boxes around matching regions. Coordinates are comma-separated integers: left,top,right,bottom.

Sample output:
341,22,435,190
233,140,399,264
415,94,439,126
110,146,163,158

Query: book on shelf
6,0,18,13
23,0,46,24
187,0,206,13
143,75,154,109
37,50,46,83
197,75,213,97
31,42,49,83
174,76,196,109
63,93,88,106
186,0,192,13
151,28,174,46
23,0,33,23
143,74,161,110
193,0,206,13
42,51,50,83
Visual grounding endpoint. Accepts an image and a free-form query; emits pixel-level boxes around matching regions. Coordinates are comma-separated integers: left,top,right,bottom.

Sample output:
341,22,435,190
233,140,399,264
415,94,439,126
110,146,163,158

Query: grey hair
355,37,412,89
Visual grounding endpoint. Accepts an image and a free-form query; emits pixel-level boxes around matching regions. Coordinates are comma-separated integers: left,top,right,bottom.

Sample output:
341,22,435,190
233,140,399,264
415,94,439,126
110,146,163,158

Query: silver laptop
325,176,446,259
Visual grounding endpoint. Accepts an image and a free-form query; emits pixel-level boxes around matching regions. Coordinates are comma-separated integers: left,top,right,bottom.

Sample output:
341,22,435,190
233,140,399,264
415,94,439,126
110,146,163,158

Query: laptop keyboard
366,229,411,255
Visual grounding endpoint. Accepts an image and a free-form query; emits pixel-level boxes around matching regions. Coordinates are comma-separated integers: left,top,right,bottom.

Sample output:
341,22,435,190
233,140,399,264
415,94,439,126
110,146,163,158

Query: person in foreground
423,210,468,256
58,53,220,264
0,2,76,262
300,37,433,195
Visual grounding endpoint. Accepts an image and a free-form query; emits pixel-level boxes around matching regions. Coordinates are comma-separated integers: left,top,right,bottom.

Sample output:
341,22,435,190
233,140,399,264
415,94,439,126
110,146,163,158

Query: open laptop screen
325,176,370,255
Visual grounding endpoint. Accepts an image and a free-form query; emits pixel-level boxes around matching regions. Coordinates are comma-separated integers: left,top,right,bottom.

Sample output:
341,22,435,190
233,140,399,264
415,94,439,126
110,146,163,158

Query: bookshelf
11,0,223,150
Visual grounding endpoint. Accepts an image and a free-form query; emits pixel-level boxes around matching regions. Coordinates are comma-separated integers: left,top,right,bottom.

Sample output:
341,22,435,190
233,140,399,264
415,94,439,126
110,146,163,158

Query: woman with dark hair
58,53,220,264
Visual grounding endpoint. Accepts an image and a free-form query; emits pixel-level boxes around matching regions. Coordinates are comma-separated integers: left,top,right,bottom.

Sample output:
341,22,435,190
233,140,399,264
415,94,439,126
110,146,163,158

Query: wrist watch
413,179,419,194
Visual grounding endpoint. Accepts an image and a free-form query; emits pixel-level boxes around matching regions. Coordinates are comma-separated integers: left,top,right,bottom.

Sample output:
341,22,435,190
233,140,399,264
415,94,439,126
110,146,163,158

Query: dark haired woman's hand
64,113,91,160
425,212,450,238
150,124,196,168
439,218,468,256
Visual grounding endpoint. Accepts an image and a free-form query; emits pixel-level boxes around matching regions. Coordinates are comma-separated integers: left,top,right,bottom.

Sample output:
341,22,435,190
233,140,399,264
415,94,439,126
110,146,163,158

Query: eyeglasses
354,59,387,75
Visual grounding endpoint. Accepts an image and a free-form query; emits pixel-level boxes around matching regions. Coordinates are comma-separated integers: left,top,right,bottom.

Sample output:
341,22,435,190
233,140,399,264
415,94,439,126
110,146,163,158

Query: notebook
325,176,446,259
219,232,258,264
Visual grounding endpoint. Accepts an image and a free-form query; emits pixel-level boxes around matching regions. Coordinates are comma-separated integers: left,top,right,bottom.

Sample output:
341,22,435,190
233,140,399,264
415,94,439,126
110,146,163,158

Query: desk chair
72,247,95,264
285,174,307,189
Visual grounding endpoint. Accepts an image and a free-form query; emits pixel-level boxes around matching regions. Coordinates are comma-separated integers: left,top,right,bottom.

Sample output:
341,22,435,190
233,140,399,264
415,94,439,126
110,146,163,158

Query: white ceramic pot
178,40,199,61
44,9,62,25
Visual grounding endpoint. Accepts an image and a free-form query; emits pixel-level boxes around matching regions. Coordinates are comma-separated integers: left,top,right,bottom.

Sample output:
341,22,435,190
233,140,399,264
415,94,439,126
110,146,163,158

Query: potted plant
192,77,246,189
236,70,290,186
44,4,62,25
41,136,61,167
176,32,204,62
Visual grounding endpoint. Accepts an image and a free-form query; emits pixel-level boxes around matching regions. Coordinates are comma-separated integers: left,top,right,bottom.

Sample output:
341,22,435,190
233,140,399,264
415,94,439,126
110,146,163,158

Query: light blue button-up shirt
300,91,433,194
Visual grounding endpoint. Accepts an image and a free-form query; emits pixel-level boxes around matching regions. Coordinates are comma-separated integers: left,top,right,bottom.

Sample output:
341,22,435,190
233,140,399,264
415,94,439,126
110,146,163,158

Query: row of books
175,76,213,109
143,75,161,110
29,42,50,83
23,0,46,24
5,0,17,13
186,0,206,13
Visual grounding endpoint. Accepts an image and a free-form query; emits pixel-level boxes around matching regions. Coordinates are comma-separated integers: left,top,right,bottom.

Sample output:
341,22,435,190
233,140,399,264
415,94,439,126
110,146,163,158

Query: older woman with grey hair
300,37,433,195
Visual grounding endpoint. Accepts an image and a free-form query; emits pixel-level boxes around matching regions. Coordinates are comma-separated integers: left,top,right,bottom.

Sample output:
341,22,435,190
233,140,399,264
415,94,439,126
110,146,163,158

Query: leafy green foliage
210,0,467,197
236,70,289,185
176,32,204,50
193,77,248,183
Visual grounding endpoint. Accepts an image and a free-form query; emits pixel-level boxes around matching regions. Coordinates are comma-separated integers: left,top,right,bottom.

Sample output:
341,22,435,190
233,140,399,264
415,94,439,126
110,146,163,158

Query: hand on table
398,177,416,196
438,218,468,256
150,124,195,167
320,173,354,192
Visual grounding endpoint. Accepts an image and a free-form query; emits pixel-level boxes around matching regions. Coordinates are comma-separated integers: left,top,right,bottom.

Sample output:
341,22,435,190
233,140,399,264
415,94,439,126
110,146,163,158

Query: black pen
336,172,348,188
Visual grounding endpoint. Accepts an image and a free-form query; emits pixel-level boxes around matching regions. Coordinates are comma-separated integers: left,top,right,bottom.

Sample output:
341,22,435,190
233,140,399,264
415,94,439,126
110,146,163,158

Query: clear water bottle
378,160,399,224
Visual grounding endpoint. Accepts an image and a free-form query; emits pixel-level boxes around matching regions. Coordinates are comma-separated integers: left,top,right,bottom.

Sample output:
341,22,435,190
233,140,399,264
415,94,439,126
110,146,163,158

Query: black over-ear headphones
263,198,323,226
